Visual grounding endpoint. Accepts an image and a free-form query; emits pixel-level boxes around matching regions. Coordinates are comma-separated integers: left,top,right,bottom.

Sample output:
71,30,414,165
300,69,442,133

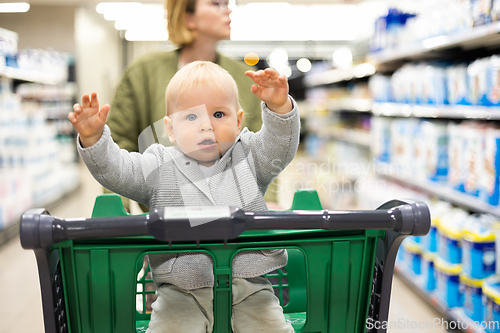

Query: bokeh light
296,58,312,73
244,53,259,66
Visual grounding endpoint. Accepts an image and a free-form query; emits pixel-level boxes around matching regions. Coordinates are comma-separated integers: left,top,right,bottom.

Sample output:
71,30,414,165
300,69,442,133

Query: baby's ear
164,116,176,143
236,109,244,133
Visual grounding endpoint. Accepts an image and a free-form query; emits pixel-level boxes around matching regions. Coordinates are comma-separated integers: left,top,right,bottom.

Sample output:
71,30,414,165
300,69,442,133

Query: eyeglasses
211,0,233,12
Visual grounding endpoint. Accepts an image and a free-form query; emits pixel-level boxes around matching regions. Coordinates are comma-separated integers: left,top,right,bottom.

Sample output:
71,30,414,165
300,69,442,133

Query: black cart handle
20,199,430,250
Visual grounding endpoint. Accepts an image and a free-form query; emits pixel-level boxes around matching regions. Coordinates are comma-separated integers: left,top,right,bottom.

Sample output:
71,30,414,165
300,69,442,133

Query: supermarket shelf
0,181,81,248
304,63,376,87
317,126,371,148
395,266,487,333
0,66,67,85
376,162,500,216
327,98,373,113
372,102,500,120
369,21,500,68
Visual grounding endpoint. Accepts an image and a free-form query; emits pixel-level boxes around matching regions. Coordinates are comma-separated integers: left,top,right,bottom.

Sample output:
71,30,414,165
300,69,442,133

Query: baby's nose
200,120,213,131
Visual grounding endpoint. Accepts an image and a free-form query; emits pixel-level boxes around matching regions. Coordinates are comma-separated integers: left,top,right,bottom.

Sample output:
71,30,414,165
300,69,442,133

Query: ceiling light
296,58,312,73
0,2,30,13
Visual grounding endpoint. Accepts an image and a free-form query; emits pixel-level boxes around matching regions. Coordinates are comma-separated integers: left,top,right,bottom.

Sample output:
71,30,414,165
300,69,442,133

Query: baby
69,61,299,333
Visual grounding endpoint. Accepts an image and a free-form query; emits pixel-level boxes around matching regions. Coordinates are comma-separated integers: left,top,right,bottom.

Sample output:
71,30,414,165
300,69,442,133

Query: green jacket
107,49,262,153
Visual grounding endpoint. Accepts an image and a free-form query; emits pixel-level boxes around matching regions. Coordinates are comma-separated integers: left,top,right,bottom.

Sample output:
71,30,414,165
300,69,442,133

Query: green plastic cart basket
20,189,430,333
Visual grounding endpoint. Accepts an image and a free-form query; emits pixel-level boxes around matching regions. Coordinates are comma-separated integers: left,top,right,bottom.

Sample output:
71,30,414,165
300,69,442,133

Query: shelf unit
368,21,500,70
0,65,79,247
0,66,67,85
321,99,500,120
376,162,500,217
316,126,371,148
372,102,500,120
395,266,488,333
301,21,500,333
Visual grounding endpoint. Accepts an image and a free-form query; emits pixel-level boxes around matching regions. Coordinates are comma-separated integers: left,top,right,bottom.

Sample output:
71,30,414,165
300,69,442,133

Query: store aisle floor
0,162,446,333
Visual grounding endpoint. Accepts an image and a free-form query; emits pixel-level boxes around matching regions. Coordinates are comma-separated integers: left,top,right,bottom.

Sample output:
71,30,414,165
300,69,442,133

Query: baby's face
165,86,243,167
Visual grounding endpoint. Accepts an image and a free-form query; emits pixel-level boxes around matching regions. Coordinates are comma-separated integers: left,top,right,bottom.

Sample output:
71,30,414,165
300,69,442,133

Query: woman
106,0,281,210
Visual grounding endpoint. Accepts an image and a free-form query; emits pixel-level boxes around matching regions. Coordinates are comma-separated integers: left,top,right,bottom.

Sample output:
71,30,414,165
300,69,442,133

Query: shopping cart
20,189,430,333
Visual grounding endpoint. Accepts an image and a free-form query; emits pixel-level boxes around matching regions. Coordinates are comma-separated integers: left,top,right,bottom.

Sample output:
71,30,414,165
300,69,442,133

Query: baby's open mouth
198,139,216,147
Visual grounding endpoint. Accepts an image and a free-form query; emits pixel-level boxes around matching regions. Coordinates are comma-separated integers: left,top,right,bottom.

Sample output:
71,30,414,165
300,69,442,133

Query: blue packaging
479,127,500,206
402,239,422,275
421,251,437,292
437,208,469,264
482,277,500,333
435,259,463,308
459,273,484,322
371,117,391,163
423,201,452,253
422,121,449,183
462,214,497,279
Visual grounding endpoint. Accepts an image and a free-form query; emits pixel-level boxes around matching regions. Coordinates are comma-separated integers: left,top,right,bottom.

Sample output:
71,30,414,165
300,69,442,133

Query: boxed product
488,55,500,106
421,250,437,292
422,121,449,183
390,119,417,175
462,214,497,279
422,64,448,105
492,0,500,21
422,200,453,253
459,273,485,322
448,122,466,191
482,276,500,333
463,123,485,196
479,126,500,206
471,0,492,26
370,117,392,163
435,258,463,308
437,208,469,264
402,239,422,275
447,64,469,105
468,58,490,106
411,121,427,180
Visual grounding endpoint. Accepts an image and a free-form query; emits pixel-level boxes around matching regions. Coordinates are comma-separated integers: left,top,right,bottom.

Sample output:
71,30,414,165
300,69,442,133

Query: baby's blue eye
213,111,224,119
186,114,197,121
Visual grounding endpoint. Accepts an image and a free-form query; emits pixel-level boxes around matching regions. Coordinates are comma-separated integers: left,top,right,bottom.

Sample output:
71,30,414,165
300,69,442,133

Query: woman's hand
245,68,292,114
68,92,110,148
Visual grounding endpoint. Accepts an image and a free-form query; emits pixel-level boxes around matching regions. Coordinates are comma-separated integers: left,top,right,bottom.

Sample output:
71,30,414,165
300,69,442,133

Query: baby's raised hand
68,92,110,148
245,68,292,114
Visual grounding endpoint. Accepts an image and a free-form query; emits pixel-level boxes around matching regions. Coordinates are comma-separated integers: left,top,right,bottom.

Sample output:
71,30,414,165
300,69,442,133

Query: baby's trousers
146,276,295,333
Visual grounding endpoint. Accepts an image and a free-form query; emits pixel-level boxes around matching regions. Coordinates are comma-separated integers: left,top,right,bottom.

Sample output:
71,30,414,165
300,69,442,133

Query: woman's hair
165,0,197,46
166,61,241,115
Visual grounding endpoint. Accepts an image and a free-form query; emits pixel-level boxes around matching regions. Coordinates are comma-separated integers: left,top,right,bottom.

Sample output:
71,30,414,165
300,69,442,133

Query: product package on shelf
435,257,464,308
468,58,490,106
423,200,452,253
447,64,470,105
448,122,466,191
462,214,497,280
370,116,391,163
482,277,500,332
459,273,485,322
464,123,485,197
421,250,437,292
437,208,469,264
488,55,500,106
0,28,18,70
422,121,449,182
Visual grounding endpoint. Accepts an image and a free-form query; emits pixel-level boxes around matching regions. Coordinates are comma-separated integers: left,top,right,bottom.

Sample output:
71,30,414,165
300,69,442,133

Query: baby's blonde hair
166,61,241,115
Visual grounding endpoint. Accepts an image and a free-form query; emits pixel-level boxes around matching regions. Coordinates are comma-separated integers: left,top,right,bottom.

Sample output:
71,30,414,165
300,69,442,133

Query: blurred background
2,0,500,332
